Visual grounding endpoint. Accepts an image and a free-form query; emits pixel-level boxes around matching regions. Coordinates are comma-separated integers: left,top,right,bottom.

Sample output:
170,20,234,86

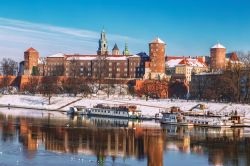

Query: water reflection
0,110,250,166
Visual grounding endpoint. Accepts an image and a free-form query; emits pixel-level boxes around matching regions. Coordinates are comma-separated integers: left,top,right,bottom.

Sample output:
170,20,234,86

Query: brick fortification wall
0,76,132,91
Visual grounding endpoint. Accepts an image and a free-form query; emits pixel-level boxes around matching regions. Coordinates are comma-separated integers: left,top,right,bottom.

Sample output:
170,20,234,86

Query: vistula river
0,108,250,166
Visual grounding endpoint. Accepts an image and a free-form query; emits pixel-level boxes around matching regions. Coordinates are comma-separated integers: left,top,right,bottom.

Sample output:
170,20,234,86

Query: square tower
24,47,39,75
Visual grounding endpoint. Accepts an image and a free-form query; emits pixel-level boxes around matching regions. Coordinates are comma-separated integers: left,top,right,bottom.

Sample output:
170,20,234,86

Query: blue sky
0,0,249,60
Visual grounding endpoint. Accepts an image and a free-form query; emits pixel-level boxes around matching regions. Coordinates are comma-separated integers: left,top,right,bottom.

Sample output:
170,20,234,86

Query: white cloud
0,17,144,62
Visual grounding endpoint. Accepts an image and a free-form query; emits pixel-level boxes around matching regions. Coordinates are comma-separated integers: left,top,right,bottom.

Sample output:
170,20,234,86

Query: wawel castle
20,30,151,79
19,29,240,83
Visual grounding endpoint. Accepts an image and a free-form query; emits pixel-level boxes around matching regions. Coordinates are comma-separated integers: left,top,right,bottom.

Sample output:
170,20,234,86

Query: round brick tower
149,37,166,74
210,43,226,71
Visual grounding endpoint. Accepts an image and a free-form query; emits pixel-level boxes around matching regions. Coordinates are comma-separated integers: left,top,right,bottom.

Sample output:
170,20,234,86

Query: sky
0,0,249,61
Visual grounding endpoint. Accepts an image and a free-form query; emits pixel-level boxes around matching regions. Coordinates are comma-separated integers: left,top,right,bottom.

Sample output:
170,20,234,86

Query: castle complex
20,30,146,79
18,29,240,93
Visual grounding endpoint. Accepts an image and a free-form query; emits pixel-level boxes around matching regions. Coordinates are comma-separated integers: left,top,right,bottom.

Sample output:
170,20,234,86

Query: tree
94,56,108,91
0,58,18,89
62,57,82,96
238,51,250,103
39,76,59,105
1,58,18,76
79,78,92,97
103,78,116,98
23,76,39,94
68,57,81,78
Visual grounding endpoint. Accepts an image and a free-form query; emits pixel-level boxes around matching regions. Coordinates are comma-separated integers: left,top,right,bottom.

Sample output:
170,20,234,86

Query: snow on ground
0,94,77,110
0,95,250,118
0,107,66,119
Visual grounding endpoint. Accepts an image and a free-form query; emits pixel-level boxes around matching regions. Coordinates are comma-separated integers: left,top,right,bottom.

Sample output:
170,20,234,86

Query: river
0,108,250,166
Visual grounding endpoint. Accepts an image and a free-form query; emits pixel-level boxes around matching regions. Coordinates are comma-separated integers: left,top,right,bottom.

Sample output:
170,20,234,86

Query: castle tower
123,43,130,56
149,37,166,73
97,29,108,55
210,43,226,71
144,37,166,80
112,43,119,55
24,47,39,75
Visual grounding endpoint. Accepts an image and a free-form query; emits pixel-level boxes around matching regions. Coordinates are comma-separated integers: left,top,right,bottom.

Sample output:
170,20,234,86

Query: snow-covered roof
211,43,226,49
106,56,127,60
167,58,207,68
150,37,165,44
48,53,65,58
130,55,140,58
66,56,97,61
166,59,183,68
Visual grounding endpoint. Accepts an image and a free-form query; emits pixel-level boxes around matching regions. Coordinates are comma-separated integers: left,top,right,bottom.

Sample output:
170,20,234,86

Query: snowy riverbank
0,94,250,118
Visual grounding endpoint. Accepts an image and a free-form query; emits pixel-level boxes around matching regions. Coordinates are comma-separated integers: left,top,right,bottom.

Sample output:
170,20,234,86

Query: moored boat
86,104,142,119
160,107,194,126
160,106,244,128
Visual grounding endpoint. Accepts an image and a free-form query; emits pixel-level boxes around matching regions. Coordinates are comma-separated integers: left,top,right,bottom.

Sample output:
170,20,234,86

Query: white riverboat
185,116,233,128
86,104,142,119
160,106,244,128
75,104,142,119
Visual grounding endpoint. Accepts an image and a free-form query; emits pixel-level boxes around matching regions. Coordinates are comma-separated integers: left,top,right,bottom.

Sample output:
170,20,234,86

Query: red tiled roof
229,52,239,61
25,47,38,53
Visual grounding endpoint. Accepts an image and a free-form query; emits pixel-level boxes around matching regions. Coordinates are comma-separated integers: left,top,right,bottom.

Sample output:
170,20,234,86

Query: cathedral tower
97,29,108,55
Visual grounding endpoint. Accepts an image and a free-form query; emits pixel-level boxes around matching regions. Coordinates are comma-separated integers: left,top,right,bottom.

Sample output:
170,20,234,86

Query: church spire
97,29,108,55
123,43,130,56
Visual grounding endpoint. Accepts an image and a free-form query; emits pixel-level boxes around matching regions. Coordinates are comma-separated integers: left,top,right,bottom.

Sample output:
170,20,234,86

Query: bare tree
0,58,18,89
69,57,81,78
94,56,108,91
237,51,250,102
23,76,40,94
103,78,116,98
1,58,18,76
62,57,81,96
39,76,59,105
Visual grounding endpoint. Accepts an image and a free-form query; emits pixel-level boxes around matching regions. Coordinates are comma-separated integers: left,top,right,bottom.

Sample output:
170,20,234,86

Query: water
0,108,250,166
